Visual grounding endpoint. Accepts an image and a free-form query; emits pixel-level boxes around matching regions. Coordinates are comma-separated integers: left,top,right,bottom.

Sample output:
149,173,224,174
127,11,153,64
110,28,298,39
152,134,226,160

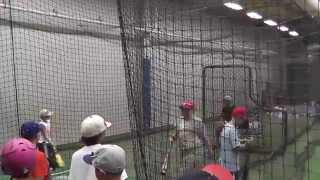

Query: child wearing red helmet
170,100,213,175
219,106,251,180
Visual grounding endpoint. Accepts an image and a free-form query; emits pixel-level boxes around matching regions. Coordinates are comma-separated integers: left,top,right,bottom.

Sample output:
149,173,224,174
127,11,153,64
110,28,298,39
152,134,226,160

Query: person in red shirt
21,121,50,180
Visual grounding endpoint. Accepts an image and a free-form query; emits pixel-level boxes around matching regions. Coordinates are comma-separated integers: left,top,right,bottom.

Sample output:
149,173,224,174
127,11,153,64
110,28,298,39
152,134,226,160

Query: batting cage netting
0,0,319,179
118,0,320,180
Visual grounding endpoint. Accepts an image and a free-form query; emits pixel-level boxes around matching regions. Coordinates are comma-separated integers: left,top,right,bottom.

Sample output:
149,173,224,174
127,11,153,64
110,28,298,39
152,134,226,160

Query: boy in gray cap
83,144,126,180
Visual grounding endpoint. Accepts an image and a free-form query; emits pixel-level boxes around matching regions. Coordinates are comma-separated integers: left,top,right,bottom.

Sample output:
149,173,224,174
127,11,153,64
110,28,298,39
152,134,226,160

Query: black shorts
37,142,58,170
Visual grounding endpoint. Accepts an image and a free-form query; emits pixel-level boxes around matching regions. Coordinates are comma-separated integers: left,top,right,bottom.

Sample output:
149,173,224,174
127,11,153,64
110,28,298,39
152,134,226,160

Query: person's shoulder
223,123,235,131
72,146,88,158
36,150,46,159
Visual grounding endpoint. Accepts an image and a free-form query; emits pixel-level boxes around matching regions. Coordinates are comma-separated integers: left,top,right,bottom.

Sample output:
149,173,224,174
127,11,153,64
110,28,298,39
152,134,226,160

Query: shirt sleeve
229,128,241,149
32,151,49,177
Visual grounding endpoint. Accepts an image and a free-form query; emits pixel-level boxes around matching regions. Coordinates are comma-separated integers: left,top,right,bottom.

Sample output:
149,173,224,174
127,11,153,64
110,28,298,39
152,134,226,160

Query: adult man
21,121,50,180
83,145,126,180
219,106,250,180
69,114,128,180
170,100,213,173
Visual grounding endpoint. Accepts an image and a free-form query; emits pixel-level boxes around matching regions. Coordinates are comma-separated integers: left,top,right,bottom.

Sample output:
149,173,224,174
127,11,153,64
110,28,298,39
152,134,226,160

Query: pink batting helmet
0,138,37,177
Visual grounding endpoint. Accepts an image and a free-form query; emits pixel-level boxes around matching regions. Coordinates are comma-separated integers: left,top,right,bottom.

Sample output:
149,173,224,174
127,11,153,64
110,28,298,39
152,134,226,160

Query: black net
118,0,320,179
0,0,129,178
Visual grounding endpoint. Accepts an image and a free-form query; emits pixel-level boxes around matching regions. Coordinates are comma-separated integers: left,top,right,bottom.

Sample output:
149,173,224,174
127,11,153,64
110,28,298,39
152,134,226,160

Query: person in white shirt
170,100,213,175
38,109,58,171
83,145,126,180
68,114,128,180
39,109,53,143
219,106,250,180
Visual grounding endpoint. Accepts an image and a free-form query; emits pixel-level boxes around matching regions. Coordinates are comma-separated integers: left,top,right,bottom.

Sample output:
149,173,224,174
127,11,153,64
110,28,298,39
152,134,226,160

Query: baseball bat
161,140,173,175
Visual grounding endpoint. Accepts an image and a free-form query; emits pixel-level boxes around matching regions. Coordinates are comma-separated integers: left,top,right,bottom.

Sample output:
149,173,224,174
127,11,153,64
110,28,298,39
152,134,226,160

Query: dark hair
81,132,105,146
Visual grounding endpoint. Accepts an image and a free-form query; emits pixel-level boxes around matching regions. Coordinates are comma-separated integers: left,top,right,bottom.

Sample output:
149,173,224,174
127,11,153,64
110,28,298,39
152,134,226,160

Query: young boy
38,109,57,171
178,163,233,180
0,138,38,180
21,121,50,180
83,145,126,180
69,114,128,180
219,106,251,180
215,96,236,147
170,100,213,173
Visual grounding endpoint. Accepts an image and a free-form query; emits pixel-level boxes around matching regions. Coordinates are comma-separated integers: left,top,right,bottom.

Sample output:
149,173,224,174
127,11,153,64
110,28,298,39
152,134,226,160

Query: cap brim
202,164,233,180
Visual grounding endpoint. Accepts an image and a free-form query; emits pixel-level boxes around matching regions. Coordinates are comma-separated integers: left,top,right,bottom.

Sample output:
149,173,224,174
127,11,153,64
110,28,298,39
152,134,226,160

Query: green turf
1,114,320,180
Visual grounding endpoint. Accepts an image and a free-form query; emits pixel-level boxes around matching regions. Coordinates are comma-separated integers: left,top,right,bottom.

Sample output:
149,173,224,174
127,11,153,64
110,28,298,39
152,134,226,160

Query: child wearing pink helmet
0,138,37,180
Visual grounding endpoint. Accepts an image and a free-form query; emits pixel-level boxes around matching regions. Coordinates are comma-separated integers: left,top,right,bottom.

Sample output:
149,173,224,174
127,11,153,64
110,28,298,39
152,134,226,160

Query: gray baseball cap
39,109,53,117
83,145,126,175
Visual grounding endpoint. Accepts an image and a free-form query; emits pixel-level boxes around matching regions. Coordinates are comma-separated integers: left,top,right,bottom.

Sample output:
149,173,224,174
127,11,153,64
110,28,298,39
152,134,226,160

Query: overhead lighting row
223,2,299,37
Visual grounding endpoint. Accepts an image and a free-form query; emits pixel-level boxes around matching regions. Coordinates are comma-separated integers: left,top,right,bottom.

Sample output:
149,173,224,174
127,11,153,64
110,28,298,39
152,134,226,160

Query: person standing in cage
169,100,213,174
219,106,252,180
221,96,235,123
215,96,235,148
20,121,50,180
68,114,128,180
38,109,64,171
0,138,38,180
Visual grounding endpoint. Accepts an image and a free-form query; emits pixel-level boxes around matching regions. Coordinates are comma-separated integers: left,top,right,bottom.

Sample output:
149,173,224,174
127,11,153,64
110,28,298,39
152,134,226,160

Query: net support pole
117,0,148,179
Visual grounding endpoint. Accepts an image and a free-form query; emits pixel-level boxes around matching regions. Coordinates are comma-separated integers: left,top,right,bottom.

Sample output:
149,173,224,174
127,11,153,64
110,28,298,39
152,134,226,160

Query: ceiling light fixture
264,19,278,26
289,31,299,37
278,25,289,32
246,11,263,19
224,2,243,11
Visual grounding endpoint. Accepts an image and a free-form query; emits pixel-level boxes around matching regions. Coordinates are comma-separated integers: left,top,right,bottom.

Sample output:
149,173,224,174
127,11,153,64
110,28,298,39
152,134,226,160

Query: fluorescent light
264,19,278,26
246,11,263,19
289,31,299,37
224,2,243,11
278,25,289,32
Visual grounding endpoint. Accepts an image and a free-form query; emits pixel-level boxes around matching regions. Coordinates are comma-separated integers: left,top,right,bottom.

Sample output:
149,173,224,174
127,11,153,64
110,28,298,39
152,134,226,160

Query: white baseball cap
80,114,112,138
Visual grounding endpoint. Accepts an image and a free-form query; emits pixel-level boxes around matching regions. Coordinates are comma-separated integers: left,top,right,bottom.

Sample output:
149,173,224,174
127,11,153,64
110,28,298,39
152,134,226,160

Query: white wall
0,0,129,144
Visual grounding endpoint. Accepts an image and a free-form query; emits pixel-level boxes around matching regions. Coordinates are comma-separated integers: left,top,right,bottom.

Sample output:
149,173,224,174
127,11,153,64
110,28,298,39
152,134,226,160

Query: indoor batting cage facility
0,0,319,180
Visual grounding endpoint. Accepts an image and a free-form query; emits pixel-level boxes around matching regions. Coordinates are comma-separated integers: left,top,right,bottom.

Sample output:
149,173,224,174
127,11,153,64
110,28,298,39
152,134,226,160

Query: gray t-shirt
219,122,241,172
